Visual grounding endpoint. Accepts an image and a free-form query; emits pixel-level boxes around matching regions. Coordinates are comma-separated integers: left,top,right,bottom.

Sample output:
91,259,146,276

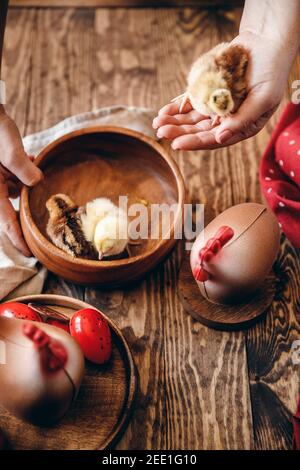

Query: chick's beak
98,251,104,260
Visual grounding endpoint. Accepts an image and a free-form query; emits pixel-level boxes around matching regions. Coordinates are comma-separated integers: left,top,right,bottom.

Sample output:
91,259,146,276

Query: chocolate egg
0,316,84,425
190,203,280,305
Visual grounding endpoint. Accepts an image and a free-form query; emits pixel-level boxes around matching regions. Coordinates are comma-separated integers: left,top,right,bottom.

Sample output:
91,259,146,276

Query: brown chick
46,194,97,259
173,42,249,124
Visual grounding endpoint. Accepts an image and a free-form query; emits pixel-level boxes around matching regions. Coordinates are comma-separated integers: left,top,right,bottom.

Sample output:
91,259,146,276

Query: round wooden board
178,257,277,331
0,294,138,450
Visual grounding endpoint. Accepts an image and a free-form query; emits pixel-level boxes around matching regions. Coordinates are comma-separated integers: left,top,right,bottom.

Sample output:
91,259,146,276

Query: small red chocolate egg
70,308,111,365
0,302,42,322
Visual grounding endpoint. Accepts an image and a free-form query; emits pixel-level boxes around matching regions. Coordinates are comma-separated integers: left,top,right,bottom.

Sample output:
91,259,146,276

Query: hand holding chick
153,33,287,150
172,42,249,124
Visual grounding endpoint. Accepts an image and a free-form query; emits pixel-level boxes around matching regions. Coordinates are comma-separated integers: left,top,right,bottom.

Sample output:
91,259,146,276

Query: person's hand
152,31,293,150
0,105,43,256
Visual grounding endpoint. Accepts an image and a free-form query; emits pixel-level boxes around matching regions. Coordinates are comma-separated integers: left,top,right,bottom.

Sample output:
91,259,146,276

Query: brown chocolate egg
0,316,84,426
190,203,280,305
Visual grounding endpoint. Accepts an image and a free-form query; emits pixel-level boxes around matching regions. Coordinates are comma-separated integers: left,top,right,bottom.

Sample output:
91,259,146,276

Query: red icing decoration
192,264,210,282
193,226,234,283
23,323,68,373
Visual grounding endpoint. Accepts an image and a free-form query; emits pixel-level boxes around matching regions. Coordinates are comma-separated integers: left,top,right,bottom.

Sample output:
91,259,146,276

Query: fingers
158,100,193,117
215,91,275,144
193,120,214,132
5,151,43,187
171,131,217,150
153,110,207,129
0,161,32,256
0,156,32,198
171,129,241,150
154,88,278,150
157,124,203,140
1,155,36,182
0,114,43,186
0,198,31,257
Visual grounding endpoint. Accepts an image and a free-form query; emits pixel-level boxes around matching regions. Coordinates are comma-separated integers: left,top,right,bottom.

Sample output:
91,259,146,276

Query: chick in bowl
46,194,129,260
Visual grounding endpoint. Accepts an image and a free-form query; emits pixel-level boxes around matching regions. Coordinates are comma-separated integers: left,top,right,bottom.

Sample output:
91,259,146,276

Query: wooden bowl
0,294,138,450
20,126,185,286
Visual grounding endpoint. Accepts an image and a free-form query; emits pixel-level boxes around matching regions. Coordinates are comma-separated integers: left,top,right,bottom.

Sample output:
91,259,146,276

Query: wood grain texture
10,1,244,8
88,7,253,450
1,8,36,135
3,5,300,450
178,257,276,331
247,238,300,450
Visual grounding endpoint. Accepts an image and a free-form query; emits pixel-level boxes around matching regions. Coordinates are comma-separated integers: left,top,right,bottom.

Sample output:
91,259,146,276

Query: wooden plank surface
10,1,244,8
2,6,300,450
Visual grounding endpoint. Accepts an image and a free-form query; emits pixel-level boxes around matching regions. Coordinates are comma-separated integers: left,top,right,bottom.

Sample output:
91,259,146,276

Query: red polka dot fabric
261,103,300,449
260,103,300,249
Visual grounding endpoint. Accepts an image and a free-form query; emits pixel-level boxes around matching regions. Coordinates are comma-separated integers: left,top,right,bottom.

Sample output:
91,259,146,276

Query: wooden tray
0,294,138,450
178,257,277,331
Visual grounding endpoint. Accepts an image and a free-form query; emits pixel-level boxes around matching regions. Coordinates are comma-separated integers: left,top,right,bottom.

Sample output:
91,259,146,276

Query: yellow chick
80,198,116,243
173,42,249,124
94,213,129,260
80,198,129,260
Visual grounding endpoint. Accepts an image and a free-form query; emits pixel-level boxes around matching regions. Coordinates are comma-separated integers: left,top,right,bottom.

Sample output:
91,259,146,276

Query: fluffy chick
173,42,249,123
80,198,116,242
80,198,129,260
94,213,129,260
46,194,97,259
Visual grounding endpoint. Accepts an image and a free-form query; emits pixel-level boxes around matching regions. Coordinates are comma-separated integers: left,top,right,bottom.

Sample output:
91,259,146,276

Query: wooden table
3,4,300,450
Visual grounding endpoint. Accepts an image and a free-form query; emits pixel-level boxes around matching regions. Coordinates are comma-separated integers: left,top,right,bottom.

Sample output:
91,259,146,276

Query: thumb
215,91,274,144
7,152,43,187
0,112,43,186
0,198,31,256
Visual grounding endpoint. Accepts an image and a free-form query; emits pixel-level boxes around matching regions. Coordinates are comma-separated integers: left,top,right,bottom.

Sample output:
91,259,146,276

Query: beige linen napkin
0,106,156,301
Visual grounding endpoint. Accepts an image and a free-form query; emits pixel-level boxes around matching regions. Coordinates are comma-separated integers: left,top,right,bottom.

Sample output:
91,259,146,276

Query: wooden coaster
178,257,277,331
0,294,138,450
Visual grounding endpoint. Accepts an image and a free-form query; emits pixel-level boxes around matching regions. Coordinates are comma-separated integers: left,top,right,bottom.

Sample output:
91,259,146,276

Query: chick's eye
213,96,217,102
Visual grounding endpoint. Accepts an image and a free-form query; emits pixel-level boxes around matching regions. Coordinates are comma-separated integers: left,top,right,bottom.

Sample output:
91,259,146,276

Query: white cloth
23,105,156,156
0,106,156,301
